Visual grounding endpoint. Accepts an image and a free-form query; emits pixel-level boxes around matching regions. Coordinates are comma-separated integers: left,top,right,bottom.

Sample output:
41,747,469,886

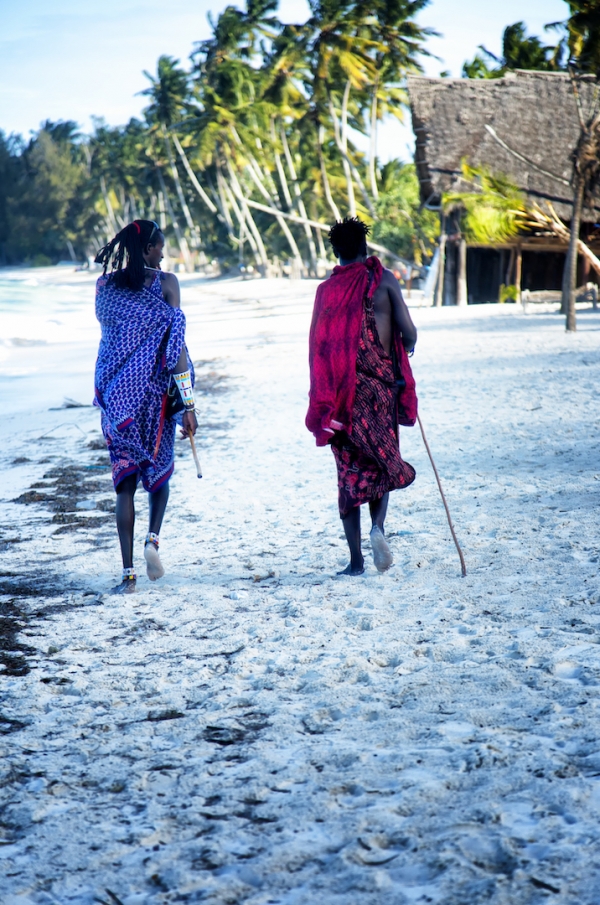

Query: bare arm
383,270,417,350
159,272,188,372
160,271,197,435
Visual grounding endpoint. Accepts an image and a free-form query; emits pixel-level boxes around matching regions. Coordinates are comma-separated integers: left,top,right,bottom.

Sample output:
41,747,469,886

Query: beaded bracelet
173,370,195,410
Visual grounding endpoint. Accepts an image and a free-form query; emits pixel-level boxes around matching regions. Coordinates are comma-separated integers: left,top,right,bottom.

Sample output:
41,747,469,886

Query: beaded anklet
145,532,160,550
122,567,137,582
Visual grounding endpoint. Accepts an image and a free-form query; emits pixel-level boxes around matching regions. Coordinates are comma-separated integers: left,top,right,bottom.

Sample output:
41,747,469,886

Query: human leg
113,473,138,593
369,492,389,532
115,473,138,568
369,492,393,572
148,481,169,535
338,506,365,576
144,480,169,581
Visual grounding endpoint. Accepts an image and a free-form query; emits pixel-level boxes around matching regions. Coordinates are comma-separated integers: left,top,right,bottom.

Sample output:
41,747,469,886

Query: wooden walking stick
417,414,466,577
188,430,203,479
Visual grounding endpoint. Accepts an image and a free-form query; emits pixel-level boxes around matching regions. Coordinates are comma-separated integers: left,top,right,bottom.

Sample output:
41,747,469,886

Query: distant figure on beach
93,220,197,593
306,218,418,575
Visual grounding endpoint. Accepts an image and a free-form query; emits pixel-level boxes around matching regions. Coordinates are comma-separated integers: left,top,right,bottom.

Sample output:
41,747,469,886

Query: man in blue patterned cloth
94,220,197,594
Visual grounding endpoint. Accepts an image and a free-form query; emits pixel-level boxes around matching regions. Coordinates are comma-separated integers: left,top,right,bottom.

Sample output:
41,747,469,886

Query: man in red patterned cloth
306,218,418,576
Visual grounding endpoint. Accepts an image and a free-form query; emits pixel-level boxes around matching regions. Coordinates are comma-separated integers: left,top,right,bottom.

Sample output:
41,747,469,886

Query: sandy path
1,274,599,905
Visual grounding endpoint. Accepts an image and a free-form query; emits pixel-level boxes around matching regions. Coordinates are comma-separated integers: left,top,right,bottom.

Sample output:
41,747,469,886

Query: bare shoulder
380,268,402,296
159,271,181,307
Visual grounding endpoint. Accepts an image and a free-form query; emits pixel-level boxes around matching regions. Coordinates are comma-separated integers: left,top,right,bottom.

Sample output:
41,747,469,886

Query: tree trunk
457,238,467,306
280,126,319,273
221,174,260,261
163,128,201,250
369,79,379,201
171,133,218,215
564,173,584,332
318,125,342,221
316,225,327,259
216,164,236,234
156,166,194,272
339,81,356,217
328,95,377,218
242,159,304,267
272,121,294,211
225,157,269,268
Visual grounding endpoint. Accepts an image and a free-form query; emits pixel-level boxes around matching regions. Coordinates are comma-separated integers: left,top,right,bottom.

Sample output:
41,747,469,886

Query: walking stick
417,414,466,577
188,430,203,479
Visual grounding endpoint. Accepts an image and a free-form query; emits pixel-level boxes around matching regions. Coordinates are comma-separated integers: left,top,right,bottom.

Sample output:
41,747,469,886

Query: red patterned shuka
306,256,417,519
331,291,416,518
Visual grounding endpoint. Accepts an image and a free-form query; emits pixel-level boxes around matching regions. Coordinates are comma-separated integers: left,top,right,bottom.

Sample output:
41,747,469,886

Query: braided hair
328,216,370,260
95,220,163,291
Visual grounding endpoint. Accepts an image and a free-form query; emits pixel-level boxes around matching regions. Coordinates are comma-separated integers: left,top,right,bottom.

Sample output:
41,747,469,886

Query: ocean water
0,267,100,417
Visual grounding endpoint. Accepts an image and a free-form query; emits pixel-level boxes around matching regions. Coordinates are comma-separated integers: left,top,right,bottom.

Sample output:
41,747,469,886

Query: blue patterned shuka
93,272,193,492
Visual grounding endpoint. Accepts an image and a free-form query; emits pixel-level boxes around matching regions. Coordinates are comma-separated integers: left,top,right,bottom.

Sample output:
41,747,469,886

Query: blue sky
0,0,569,161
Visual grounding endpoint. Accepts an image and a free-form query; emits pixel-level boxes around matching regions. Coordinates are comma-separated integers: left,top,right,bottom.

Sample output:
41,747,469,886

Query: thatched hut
407,70,600,304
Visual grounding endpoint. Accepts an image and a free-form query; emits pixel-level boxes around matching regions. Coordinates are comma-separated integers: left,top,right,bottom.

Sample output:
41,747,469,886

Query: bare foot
337,563,365,576
144,541,165,581
370,526,393,572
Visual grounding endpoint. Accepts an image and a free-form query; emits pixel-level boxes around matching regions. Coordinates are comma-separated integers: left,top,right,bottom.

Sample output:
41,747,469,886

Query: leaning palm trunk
221,174,262,261
229,125,303,267
240,196,398,258
216,164,237,234
338,81,356,216
171,133,219,215
224,157,269,267
318,125,342,221
162,127,201,250
280,127,319,272
369,81,379,201
326,83,355,216
328,97,376,218
156,166,194,272
271,120,294,209
241,156,304,267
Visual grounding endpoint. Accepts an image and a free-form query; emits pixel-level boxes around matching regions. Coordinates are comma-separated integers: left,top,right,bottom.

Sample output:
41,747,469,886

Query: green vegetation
462,22,564,78
0,1,595,270
443,162,525,245
462,4,600,79
0,0,433,269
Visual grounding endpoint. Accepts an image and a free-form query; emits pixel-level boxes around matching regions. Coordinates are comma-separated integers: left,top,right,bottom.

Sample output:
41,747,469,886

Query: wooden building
407,70,600,304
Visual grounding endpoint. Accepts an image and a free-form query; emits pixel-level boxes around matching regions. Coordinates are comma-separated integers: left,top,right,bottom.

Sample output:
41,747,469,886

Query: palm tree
141,55,200,269
463,21,563,77
361,0,434,199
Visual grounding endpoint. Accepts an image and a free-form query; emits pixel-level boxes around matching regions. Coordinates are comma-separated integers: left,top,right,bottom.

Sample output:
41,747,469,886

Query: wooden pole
417,414,466,577
457,238,467,306
188,432,202,479
515,244,522,304
435,216,447,308
505,247,516,287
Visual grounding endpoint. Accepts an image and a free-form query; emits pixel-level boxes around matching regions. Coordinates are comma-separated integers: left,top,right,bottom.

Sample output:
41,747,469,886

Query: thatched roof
407,70,600,222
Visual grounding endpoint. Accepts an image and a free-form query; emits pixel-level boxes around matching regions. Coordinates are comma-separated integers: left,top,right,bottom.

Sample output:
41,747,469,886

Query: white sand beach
1,266,599,904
